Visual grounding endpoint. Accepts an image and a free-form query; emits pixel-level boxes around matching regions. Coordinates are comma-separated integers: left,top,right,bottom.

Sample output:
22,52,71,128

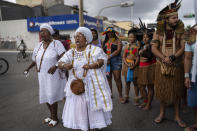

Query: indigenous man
151,0,186,128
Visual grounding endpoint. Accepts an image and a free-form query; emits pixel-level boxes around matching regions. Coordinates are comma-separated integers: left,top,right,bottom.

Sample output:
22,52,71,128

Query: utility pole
0,8,2,21
79,0,84,27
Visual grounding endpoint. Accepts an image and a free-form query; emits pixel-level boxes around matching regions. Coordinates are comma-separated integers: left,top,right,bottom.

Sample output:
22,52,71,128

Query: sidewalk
0,49,33,53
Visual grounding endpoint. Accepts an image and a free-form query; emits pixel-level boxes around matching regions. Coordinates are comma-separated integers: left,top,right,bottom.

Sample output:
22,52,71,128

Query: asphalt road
0,51,193,131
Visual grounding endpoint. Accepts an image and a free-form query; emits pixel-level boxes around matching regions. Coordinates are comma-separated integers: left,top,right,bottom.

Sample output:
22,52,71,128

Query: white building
0,19,75,50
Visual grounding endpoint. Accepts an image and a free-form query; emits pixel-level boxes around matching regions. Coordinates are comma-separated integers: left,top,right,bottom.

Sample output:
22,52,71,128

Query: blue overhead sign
27,14,103,32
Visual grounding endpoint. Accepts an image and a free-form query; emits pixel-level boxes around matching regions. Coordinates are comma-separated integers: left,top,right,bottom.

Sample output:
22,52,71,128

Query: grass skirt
137,63,155,85
154,62,186,104
122,63,138,83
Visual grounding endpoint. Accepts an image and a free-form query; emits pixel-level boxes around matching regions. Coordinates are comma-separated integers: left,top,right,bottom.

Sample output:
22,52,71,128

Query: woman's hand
124,62,130,67
129,62,135,69
58,62,73,70
48,65,57,74
83,64,90,70
185,77,191,89
24,68,29,73
107,59,110,65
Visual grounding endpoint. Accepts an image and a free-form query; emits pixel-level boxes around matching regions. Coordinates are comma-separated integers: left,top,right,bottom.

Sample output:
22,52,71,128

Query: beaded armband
151,40,160,45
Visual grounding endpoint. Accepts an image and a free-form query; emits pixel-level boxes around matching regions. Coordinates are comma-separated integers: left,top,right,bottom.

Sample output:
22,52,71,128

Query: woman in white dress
24,23,66,127
58,27,112,131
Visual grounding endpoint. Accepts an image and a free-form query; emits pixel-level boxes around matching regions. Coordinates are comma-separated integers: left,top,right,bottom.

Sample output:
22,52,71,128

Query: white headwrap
40,23,54,35
75,27,93,43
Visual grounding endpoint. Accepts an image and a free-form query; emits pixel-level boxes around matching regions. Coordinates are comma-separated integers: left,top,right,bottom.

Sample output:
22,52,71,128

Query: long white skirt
62,94,112,131
38,71,66,105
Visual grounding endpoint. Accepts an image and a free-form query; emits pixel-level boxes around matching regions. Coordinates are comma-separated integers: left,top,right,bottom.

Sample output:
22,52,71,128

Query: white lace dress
32,40,66,104
59,45,112,131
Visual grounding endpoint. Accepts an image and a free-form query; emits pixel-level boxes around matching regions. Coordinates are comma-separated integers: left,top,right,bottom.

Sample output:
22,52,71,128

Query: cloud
64,0,195,26
4,0,16,3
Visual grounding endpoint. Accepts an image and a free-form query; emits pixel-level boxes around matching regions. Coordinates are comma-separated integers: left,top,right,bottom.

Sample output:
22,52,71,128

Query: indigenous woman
137,27,155,110
102,27,125,103
122,28,140,103
24,23,66,127
184,24,197,131
59,27,112,131
90,28,102,48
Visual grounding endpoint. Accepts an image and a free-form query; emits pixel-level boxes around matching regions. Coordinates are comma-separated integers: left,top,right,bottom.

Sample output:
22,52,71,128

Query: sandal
48,120,58,127
134,96,140,103
138,103,146,108
154,116,164,124
185,126,197,131
125,96,129,103
42,117,52,124
142,105,151,111
174,119,186,128
120,97,126,104
134,102,140,106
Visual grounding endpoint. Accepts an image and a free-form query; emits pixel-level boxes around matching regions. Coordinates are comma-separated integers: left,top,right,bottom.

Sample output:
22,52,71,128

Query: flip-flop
154,116,164,124
174,119,186,128
142,106,151,111
124,97,129,103
120,97,126,104
185,126,197,131
42,117,52,124
134,102,140,106
138,103,146,108
48,120,58,127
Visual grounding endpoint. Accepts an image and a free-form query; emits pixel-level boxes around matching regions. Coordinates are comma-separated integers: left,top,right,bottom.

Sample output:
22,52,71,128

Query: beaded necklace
105,38,115,55
72,45,91,79
35,42,50,72
127,43,137,55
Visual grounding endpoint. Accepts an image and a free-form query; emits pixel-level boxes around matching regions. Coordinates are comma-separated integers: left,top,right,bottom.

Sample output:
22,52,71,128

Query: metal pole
79,0,84,27
97,4,121,37
131,1,134,27
0,8,2,21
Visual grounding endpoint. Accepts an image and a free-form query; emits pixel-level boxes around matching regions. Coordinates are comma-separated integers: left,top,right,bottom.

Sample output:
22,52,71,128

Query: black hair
128,28,138,37
52,29,59,37
90,28,98,40
103,27,118,47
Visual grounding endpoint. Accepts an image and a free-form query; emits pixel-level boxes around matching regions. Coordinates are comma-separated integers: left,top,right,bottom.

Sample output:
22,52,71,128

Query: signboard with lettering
27,14,103,32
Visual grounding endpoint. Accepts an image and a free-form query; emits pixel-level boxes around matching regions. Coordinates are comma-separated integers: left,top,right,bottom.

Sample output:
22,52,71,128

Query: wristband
184,73,189,78
169,55,176,62
110,54,113,57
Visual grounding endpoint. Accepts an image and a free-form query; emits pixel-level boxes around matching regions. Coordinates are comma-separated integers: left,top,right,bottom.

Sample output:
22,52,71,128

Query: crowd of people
24,0,197,131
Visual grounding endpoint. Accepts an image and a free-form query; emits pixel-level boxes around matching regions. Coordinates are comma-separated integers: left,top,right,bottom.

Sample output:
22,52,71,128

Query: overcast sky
5,0,195,26
64,0,195,26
